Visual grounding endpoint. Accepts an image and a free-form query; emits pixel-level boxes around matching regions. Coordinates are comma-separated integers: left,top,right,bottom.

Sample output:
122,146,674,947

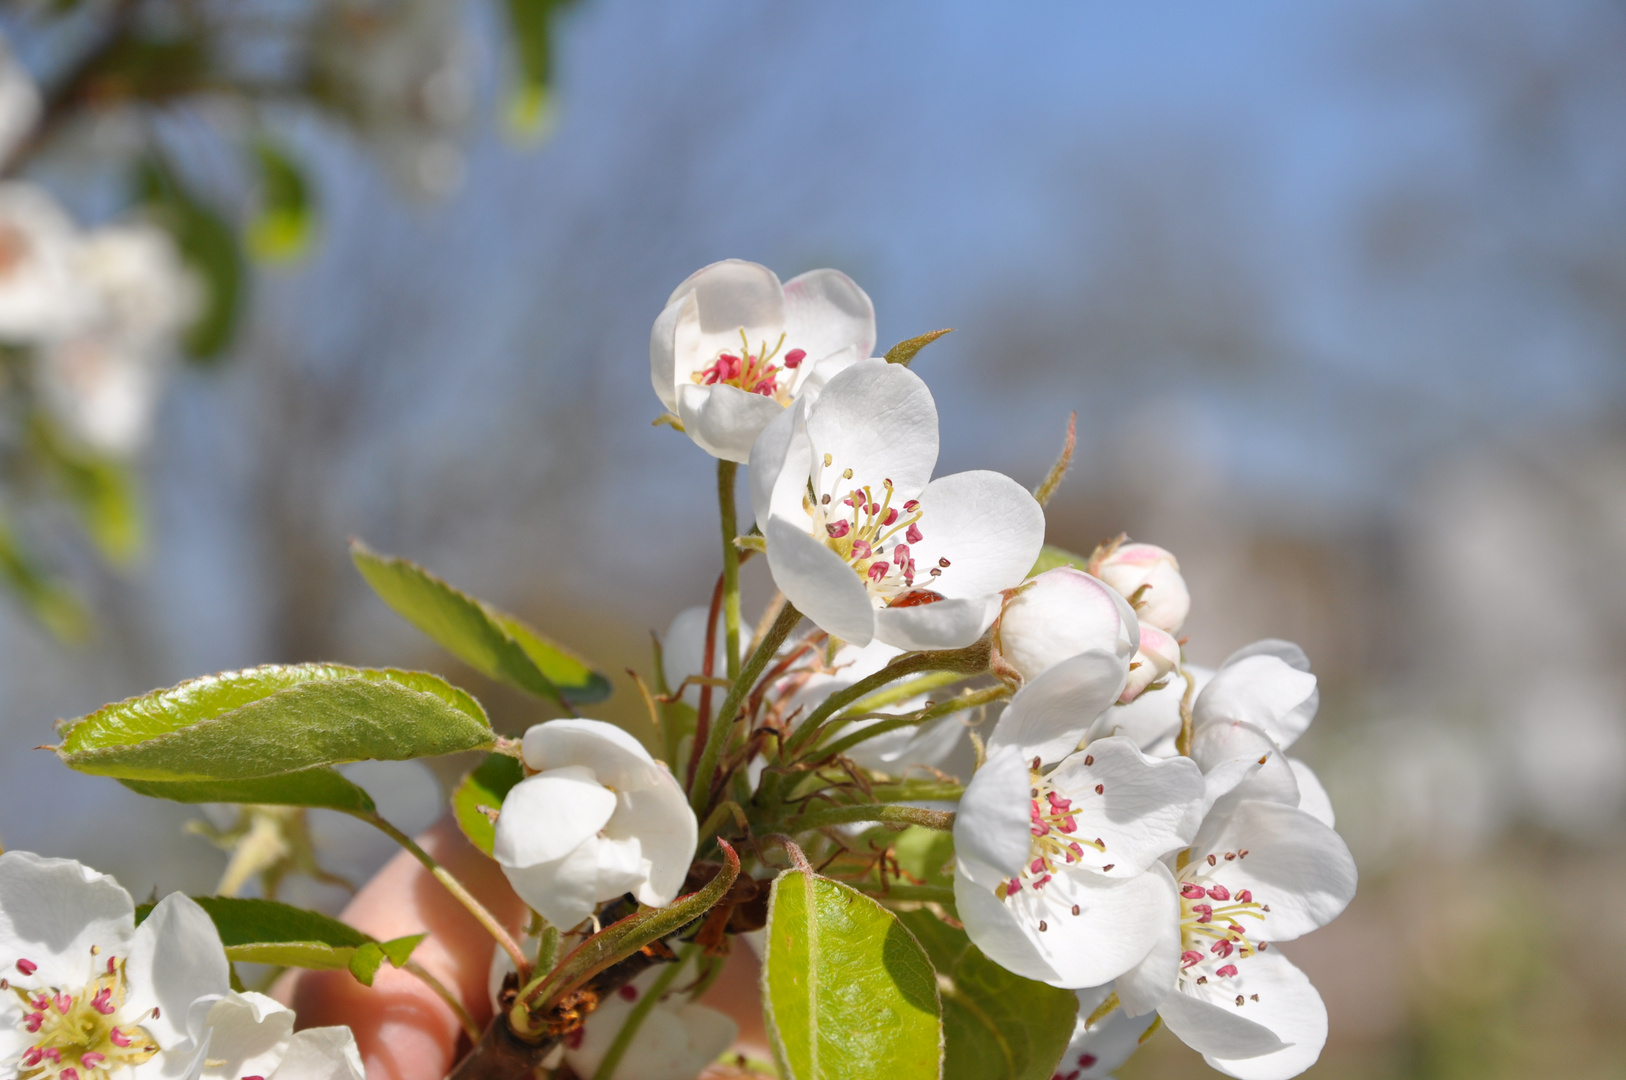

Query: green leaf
347,934,426,987
56,663,493,781
890,826,957,890
30,417,143,564
503,0,565,136
247,139,316,263
351,540,610,707
452,752,525,856
118,767,377,814
137,158,244,362
1029,544,1089,578
895,910,1077,1080
763,870,942,1080
884,329,953,367
0,511,86,642
184,898,422,987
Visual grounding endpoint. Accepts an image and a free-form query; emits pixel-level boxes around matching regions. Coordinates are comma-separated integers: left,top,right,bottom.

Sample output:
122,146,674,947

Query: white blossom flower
559,966,736,1080
494,719,697,930
758,360,1044,651
1191,641,1319,752
0,184,93,342
993,567,1138,684
0,38,41,166
951,733,1203,990
0,851,363,1080
1094,543,1190,634
660,605,744,710
1052,982,1157,1080
651,259,874,462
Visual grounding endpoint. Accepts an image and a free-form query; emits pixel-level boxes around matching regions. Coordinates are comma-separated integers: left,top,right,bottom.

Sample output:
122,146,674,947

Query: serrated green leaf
452,752,524,855
1029,544,1089,578
351,540,609,707
379,932,427,968
763,871,942,1080
56,664,493,781
118,767,377,814
884,329,953,367
185,897,420,987
895,910,1077,1080
248,139,315,263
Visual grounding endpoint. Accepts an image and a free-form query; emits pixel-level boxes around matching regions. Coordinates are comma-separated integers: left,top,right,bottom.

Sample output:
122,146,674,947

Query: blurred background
2,0,1624,1076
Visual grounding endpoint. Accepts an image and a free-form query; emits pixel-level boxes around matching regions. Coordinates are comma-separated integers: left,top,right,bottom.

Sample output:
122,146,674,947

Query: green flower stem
688,601,803,816
591,944,695,1080
869,781,966,803
783,803,955,833
718,460,742,682
357,812,529,977
779,640,992,761
816,684,1011,761
403,959,481,1045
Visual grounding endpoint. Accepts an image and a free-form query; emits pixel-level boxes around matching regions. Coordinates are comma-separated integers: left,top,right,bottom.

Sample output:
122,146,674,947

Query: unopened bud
1118,623,1182,703
995,567,1136,681
1096,542,1190,632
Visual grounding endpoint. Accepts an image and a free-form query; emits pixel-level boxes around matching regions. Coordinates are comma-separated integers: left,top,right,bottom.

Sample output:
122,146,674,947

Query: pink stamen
1068,842,1084,859
903,500,919,512
1236,889,1253,903
81,1054,106,1069
1030,858,1047,874
91,988,115,1015
882,507,898,526
1215,964,1239,978
1032,874,1052,889
1192,903,1212,923
1078,1054,1098,1067
22,1048,42,1067
24,1013,42,1032
43,1047,61,1064
109,1030,132,1048
850,539,872,560
1046,792,1072,812
868,562,888,583
55,993,72,1013
905,523,922,544
1207,885,1231,901
1181,883,1207,899
16,959,36,976
106,956,117,975
1007,877,1022,893
1180,950,1204,969
783,348,806,369
618,985,638,1001
826,520,850,539
1211,940,1234,958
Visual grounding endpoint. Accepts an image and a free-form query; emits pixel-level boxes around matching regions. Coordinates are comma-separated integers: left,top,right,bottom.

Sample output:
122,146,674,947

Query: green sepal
884,329,953,367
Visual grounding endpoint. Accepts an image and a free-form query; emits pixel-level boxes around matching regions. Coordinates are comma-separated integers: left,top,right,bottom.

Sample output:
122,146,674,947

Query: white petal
1095,543,1190,633
1114,861,1182,1016
1062,983,1158,1078
747,395,806,529
676,382,787,463
587,835,650,899
987,649,1128,766
845,711,965,772
267,1027,366,1080
660,606,735,709
872,594,1000,651
803,360,939,501
1006,869,1176,989
504,844,603,931
189,992,293,1080
124,894,230,1049
1171,949,1327,1080
952,868,1060,984
781,268,875,367
997,568,1135,682
953,746,1033,882
1047,738,1205,877
1288,759,1335,828
1086,678,1185,754
0,851,134,989
1222,639,1310,673
648,291,689,412
520,719,661,789
1194,801,1357,942
1194,656,1318,751
612,770,698,907
667,259,785,382
1158,983,1284,1061
764,516,875,645
1192,720,1301,822
494,768,618,868
907,471,1045,600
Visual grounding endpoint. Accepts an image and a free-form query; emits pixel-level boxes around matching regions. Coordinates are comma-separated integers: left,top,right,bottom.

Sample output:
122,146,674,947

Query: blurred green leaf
896,909,1077,1080
137,158,245,362
1028,544,1088,577
56,663,493,781
351,539,610,707
119,767,378,814
763,870,942,1080
503,0,566,136
30,416,142,564
0,512,86,642
247,138,315,263
452,752,524,855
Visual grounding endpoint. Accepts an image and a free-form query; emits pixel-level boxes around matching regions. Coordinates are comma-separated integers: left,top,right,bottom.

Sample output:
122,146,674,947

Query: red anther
43,1047,61,1063
905,523,922,544
1207,885,1231,901
826,520,851,539
244,1076,266,1080
55,993,72,1013
30,995,47,1011
82,1054,106,1069
1228,924,1246,935
1236,889,1253,903
109,1030,132,1048
1046,792,1070,811
1032,756,1042,769
1192,904,1212,923
868,562,888,583
1031,825,1048,837
1030,858,1047,874
1031,802,1044,821
92,988,115,1015
938,555,950,567
1008,878,1022,893
618,985,639,1001
1060,816,1077,831
1180,950,1204,969
893,543,910,566
22,1049,42,1068
851,539,872,560
1211,940,1234,958
1032,874,1052,889
1094,784,1104,795
106,956,117,975
1181,883,1207,899
1068,842,1084,858
1078,1054,1098,1068
1215,964,1239,978
868,502,880,516
16,959,35,975
24,1013,41,1032
753,382,775,396
904,500,920,512
1083,755,1094,766
882,507,898,526
1101,863,1115,871
783,348,806,368
565,1029,585,1050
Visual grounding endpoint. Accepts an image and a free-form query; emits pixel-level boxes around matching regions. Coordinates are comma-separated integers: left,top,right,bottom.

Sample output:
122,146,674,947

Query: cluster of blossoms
0,852,362,1080
0,40,199,457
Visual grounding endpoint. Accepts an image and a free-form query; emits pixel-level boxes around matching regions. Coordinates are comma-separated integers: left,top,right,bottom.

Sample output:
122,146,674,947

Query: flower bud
1095,542,1190,633
1119,623,1182,703
994,567,1137,682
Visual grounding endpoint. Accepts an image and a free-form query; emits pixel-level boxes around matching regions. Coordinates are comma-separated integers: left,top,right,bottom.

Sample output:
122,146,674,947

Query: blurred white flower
0,38,41,166
758,360,1044,651
1095,542,1190,634
660,605,744,710
494,719,696,929
560,966,736,1080
0,851,362,1080
994,567,1138,683
651,259,874,462
0,184,92,342
1054,982,1157,1079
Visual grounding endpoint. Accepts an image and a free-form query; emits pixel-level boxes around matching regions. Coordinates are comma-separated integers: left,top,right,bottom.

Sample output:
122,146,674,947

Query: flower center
691,328,806,401
994,763,1108,899
8,954,159,1080
1175,851,1268,986
803,459,948,605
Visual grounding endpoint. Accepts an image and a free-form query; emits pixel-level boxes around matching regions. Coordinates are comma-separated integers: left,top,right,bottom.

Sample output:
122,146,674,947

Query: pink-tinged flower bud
1095,542,1190,633
995,567,1136,681
1119,623,1182,703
